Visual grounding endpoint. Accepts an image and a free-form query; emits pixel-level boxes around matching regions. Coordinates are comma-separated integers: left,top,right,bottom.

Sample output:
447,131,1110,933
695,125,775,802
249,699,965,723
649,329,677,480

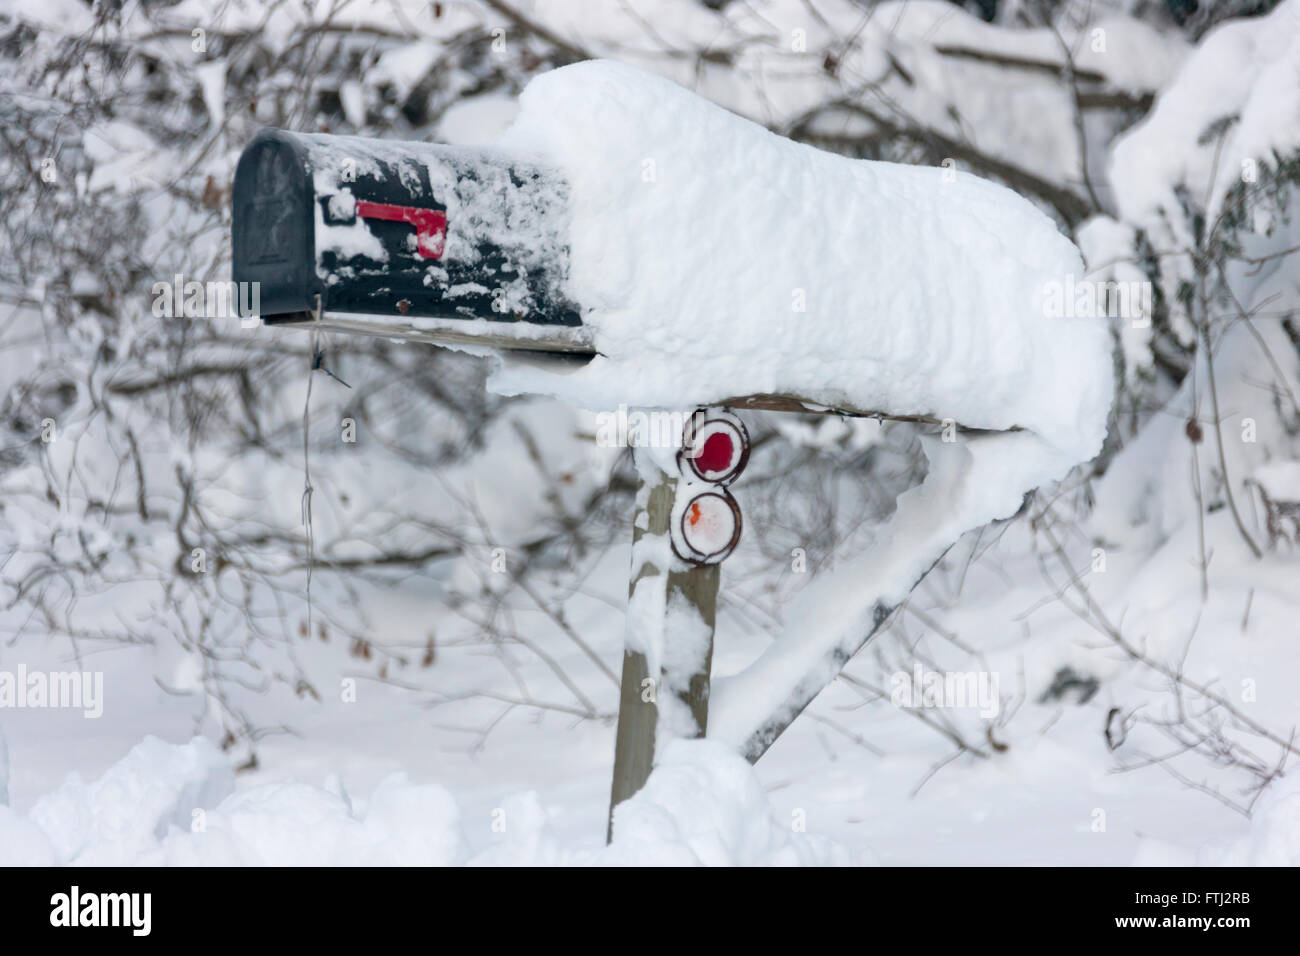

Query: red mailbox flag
354,200,448,259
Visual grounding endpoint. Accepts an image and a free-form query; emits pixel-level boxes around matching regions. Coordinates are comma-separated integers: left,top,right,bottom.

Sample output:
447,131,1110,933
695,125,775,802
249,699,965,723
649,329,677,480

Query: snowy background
2,0,1300,866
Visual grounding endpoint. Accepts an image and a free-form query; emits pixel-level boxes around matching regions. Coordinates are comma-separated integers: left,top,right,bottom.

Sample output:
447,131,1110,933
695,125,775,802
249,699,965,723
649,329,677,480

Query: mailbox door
232,132,318,318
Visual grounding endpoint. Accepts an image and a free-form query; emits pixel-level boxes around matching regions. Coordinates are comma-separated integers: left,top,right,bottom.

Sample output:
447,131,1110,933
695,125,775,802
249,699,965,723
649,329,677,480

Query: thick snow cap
493,59,1112,469
492,62,1114,750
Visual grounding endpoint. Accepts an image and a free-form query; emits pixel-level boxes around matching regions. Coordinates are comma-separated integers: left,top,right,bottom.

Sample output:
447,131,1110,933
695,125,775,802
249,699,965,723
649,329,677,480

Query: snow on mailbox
232,128,591,353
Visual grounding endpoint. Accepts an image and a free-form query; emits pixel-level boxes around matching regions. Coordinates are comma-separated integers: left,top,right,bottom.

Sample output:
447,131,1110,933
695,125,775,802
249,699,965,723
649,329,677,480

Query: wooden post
606,449,720,843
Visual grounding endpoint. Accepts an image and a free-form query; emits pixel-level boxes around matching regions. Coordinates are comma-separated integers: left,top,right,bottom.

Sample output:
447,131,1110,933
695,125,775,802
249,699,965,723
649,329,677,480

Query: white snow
1091,317,1300,550
437,94,520,147
0,721,8,806
487,60,1113,752
601,739,848,865
514,1,1187,191
338,81,366,129
1076,215,1154,382
194,60,225,129
26,736,233,866
314,187,388,263
1110,0,1300,225
493,61,1112,469
1201,773,1300,865
0,736,845,866
711,432,1073,750
1135,766,1300,866
1253,461,1300,500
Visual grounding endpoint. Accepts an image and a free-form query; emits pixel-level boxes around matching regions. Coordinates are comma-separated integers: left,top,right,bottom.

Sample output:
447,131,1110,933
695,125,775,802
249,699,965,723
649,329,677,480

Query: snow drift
0,737,845,866
493,60,1112,468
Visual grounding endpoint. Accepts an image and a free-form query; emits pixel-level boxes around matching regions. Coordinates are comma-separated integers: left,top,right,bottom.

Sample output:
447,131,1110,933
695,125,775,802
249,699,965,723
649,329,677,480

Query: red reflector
694,432,734,475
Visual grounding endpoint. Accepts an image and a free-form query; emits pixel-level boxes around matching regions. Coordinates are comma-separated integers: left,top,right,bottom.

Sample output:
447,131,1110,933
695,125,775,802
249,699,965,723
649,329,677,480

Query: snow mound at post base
493,60,1112,466
0,737,844,865
603,739,847,865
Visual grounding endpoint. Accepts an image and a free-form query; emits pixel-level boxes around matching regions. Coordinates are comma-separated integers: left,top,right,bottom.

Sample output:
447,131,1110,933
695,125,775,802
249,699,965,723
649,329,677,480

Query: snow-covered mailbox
232,128,589,353
232,61,1114,841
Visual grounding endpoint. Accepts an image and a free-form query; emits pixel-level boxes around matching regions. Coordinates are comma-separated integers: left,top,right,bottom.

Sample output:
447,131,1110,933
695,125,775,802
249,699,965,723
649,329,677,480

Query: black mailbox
232,129,589,352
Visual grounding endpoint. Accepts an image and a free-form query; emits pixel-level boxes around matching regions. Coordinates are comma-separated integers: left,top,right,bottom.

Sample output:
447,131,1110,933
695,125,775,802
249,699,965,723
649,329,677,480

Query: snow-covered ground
3,0,1300,867
2,468,1295,865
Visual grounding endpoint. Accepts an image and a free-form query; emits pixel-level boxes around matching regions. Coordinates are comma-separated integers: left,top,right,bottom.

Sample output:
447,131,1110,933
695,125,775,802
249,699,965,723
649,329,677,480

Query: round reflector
680,409,750,485
671,489,743,565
